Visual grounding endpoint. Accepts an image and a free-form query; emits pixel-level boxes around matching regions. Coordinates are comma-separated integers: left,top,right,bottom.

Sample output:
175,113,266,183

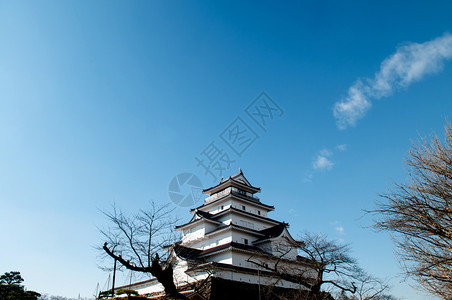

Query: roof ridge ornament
202,169,261,195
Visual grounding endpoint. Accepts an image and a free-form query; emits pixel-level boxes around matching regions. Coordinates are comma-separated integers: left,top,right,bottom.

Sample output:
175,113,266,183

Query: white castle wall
229,212,273,231
203,234,233,249
181,223,205,243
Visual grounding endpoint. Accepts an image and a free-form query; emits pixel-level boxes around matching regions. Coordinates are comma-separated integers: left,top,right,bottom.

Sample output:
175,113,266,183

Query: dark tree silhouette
0,271,40,300
99,202,186,299
0,271,23,286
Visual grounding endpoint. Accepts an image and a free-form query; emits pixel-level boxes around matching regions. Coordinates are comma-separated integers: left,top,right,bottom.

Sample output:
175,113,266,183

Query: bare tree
371,122,452,298
247,233,361,298
99,202,187,299
298,233,360,297
353,275,390,300
335,274,393,300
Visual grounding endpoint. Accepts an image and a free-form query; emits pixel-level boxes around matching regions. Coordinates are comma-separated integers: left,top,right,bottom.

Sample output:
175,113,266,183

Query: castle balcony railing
205,187,260,204
231,190,260,202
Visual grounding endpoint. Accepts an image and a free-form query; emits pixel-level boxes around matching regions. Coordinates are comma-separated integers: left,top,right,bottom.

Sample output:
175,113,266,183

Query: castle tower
119,170,313,299
175,169,300,268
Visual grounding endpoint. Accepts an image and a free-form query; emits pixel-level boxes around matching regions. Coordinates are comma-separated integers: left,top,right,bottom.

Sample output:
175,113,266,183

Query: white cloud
336,144,347,151
331,221,345,235
313,155,334,171
309,146,346,176
312,148,336,171
303,173,313,183
334,81,372,129
334,33,452,129
319,149,333,156
335,226,344,234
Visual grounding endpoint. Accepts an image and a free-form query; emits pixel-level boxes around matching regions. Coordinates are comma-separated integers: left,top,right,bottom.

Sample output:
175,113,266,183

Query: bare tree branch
369,121,452,298
247,232,362,298
98,202,187,299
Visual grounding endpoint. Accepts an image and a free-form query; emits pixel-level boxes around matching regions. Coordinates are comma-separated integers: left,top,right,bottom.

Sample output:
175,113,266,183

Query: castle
122,170,314,299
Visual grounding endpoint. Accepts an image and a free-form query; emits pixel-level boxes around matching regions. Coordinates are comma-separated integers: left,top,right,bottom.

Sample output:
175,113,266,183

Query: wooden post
111,256,117,298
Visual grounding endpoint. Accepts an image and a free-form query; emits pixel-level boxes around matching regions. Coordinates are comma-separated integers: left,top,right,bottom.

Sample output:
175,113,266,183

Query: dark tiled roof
259,223,287,237
205,223,266,237
297,255,315,265
174,244,203,260
204,222,294,246
199,241,267,257
195,210,214,219
192,191,275,211
226,206,279,222
174,241,268,260
186,261,277,277
178,205,282,232
203,170,261,195
253,223,287,243
227,170,248,183
193,206,279,225
175,210,220,229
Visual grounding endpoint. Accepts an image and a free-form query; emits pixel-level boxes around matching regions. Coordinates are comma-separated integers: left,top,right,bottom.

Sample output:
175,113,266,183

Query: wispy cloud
288,207,301,217
305,145,348,182
313,149,334,171
303,173,313,183
336,144,347,151
335,226,344,234
332,221,345,235
319,149,332,156
334,33,452,129
313,155,334,170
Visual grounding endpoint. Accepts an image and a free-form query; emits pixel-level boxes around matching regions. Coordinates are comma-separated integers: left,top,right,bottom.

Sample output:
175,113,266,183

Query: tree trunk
310,283,321,295
103,243,188,300
151,258,188,300
309,271,323,296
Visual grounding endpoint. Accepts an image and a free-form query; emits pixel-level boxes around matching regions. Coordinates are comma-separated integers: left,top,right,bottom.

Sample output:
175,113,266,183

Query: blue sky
1,1,451,298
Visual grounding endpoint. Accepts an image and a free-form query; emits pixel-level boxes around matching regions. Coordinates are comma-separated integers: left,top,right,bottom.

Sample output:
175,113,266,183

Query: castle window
221,205,224,210
242,205,246,210
242,238,249,245
257,210,261,215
